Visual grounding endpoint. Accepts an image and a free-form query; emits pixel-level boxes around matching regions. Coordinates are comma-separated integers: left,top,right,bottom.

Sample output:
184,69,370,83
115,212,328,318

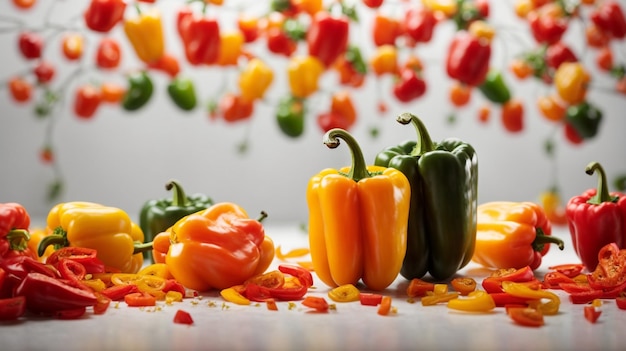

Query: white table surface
1,224,624,351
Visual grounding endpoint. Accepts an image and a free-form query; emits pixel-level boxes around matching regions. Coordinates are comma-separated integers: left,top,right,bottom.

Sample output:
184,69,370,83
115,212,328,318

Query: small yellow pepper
123,7,165,64
239,58,274,102
287,55,324,99
369,45,398,76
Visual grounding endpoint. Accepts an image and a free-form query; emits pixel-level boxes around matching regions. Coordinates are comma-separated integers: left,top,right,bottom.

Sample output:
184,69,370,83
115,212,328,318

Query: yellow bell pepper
422,0,458,17
239,58,274,102
369,45,398,76
123,7,165,64
39,202,147,273
287,55,324,99
307,129,411,291
217,31,244,66
554,62,590,105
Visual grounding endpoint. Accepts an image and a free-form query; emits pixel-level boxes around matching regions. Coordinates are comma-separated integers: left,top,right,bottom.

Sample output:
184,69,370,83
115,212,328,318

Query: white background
0,0,624,224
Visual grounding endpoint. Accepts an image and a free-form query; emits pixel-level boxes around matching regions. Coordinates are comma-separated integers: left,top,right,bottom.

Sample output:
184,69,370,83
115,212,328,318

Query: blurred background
0,0,624,225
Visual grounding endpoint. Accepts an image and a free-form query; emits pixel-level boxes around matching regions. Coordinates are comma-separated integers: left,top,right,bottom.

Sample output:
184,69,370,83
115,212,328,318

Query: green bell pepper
122,71,154,111
167,77,197,111
478,69,511,104
565,101,603,139
276,95,305,138
374,113,478,281
139,180,213,261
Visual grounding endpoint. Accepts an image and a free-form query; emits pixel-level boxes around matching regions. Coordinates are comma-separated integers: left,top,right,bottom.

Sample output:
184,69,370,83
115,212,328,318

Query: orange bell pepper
472,201,564,271
153,203,275,292
554,62,590,105
123,7,165,64
217,31,244,66
369,45,398,76
238,58,274,102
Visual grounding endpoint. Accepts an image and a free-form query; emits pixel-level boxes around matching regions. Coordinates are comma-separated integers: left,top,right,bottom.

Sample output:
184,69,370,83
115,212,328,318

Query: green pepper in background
478,69,511,104
276,95,305,138
374,113,478,281
565,101,603,139
167,76,197,111
122,71,154,111
139,180,213,262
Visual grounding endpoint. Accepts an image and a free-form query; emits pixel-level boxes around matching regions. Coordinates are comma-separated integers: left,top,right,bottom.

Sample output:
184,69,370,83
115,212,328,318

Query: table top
1,224,624,351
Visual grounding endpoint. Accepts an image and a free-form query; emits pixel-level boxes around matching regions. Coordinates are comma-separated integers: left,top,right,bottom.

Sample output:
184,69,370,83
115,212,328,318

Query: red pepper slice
568,289,604,304
278,264,313,288
489,293,536,308
508,307,544,327
302,296,329,312
616,296,626,310
0,296,26,320
359,293,383,306
482,266,536,293
100,284,139,301
58,258,87,282
547,264,584,278
125,291,157,307
173,309,194,324
266,284,308,301
584,305,602,324
46,247,105,274
406,278,435,298
542,271,575,288
93,293,111,315
15,272,98,314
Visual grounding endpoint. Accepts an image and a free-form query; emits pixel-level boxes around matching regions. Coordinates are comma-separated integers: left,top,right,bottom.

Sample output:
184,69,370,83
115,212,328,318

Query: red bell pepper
590,0,626,39
18,32,43,60
83,0,127,33
403,6,437,44
0,296,26,320
527,10,568,45
15,272,98,315
445,31,491,86
177,7,221,65
545,41,577,71
0,203,35,261
481,266,537,294
393,67,426,103
566,162,626,272
307,11,349,67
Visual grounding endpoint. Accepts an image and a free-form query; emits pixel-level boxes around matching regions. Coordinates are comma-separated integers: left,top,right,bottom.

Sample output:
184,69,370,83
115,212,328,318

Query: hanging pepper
84,0,126,33
374,113,477,281
38,202,151,274
566,161,626,272
123,7,165,64
446,30,491,86
139,180,213,262
472,201,564,271
177,7,221,65
217,31,244,66
334,45,367,87
554,62,590,105
307,11,349,67
403,6,438,44
238,58,274,103
122,71,154,111
393,67,427,103
217,93,254,123
287,55,324,99
330,91,357,130
307,128,410,291
0,203,35,260
478,69,511,104
371,13,402,47
167,77,197,111
152,202,275,291
276,95,305,138
565,101,603,140
527,7,568,45
590,0,626,39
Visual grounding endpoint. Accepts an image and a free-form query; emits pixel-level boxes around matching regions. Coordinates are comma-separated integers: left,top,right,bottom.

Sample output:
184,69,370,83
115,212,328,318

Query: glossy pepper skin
307,129,410,291
155,202,275,291
565,101,603,140
566,162,626,272
472,201,564,270
590,1,626,39
167,77,197,111
446,31,491,86
123,7,165,64
139,180,213,262
84,0,126,33
287,55,324,99
238,58,274,103
478,69,511,104
177,7,221,65
0,203,35,260
374,113,477,281
276,95,305,138
38,202,149,274
307,11,349,67
122,71,154,111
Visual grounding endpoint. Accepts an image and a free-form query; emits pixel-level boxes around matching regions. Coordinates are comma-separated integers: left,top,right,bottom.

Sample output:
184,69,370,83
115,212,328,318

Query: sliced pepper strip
328,284,360,302
447,291,496,312
220,287,251,305
501,281,560,316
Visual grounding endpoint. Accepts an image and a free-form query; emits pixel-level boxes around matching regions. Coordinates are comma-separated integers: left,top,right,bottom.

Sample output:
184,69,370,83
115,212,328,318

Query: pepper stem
585,161,618,205
532,228,564,253
396,113,436,156
166,180,190,207
257,211,268,223
133,241,154,255
37,226,69,257
6,229,31,251
323,128,371,182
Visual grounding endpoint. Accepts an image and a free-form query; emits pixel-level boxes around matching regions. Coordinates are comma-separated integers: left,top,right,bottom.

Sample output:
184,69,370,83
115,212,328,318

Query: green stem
586,161,618,205
37,227,69,257
6,229,31,251
166,180,190,207
532,228,564,253
257,211,268,223
396,112,435,156
323,128,371,182
133,241,153,255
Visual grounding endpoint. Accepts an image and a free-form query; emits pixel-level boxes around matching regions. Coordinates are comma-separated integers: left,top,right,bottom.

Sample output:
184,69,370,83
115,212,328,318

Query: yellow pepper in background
123,7,164,64
293,0,323,16
27,227,54,262
217,31,244,66
554,62,590,105
422,0,458,17
369,45,398,76
38,202,147,273
239,58,274,102
287,55,324,99
307,129,410,291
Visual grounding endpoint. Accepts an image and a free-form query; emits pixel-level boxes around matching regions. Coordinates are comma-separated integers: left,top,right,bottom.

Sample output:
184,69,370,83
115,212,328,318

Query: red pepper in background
18,32,43,60
84,0,126,33
445,31,491,86
590,0,626,39
527,8,568,45
73,84,102,119
95,37,122,69
266,27,298,57
372,12,402,47
307,11,349,67
545,41,577,71
177,7,221,65
33,61,55,84
403,6,437,44
393,67,426,103
566,162,626,272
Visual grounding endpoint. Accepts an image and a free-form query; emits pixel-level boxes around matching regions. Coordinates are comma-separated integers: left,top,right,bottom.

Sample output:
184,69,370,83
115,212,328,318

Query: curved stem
257,211,268,223
133,241,153,255
532,228,564,252
37,227,69,257
396,113,435,156
323,128,370,182
165,180,190,207
6,229,31,251
586,162,618,205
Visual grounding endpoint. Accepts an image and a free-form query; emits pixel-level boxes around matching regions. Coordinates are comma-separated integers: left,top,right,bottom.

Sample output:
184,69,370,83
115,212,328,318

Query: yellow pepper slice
447,291,496,312
328,284,361,302
220,287,251,305
81,278,106,292
138,263,172,280
502,281,560,315
422,292,459,306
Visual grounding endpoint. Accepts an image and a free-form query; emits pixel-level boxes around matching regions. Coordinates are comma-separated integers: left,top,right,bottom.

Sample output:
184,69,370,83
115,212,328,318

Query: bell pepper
370,45,398,76
123,7,165,64
566,161,626,272
18,32,43,60
16,272,98,315
167,77,197,111
307,128,410,291
446,30,491,86
177,7,221,65
217,31,244,66
374,113,477,281
472,201,564,271
590,0,626,39
478,69,511,104
139,180,213,262
38,202,150,274
84,0,126,33
554,62,590,105
371,13,402,47
217,93,254,123
317,111,350,134
307,11,349,67
276,95,305,138
527,8,568,45
545,41,577,71
330,91,357,129
334,45,367,87
0,203,35,260
122,71,154,111
287,55,324,99
393,67,427,103
403,6,438,44
154,202,275,291
238,58,274,103
565,101,603,140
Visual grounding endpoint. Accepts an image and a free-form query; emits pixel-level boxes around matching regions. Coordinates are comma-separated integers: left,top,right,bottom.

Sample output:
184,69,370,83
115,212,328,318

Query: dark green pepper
374,113,478,281
167,77,197,111
478,69,511,104
122,71,153,111
139,180,213,261
565,101,603,139
276,95,305,138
